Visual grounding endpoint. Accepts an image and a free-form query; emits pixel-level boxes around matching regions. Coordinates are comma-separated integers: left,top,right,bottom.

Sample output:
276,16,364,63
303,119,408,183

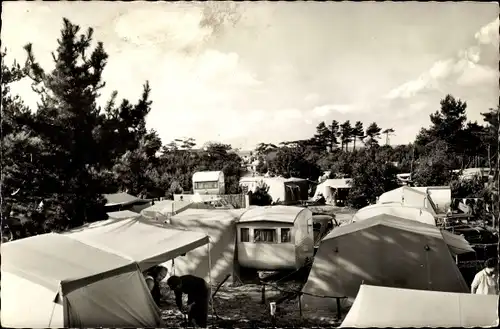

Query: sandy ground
160,282,342,328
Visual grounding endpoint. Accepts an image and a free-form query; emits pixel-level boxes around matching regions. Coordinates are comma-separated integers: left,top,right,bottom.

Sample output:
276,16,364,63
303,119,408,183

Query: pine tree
352,121,364,151
328,120,340,151
364,122,382,148
23,18,112,230
340,120,353,151
382,128,395,146
313,121,330,152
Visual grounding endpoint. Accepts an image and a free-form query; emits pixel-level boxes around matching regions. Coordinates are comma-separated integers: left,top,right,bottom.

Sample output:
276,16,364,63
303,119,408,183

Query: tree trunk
353,137,357,151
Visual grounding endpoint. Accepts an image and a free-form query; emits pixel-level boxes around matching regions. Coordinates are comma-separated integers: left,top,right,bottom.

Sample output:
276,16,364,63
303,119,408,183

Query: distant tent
340,285,498,328
352,203,436,226
240,176,309,204
377,186,437,216
107,210,141,220
104,192,151,213
104,192,143,207
168,209,247,284
140,200,192,221
64,216,209,271
1,233,163,328
301,214,473,317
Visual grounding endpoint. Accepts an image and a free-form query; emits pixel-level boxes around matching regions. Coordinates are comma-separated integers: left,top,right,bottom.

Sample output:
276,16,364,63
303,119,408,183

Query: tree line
254,95,498,210
2,18,498,239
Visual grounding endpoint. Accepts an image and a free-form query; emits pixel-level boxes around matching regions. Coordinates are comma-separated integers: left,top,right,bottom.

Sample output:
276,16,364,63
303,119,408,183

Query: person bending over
167,275,210,328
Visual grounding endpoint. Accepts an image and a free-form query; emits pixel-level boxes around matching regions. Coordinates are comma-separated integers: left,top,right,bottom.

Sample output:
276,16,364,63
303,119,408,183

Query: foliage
266,144,321,180
413,140,455,186
347,149,400,208
364,122,382,147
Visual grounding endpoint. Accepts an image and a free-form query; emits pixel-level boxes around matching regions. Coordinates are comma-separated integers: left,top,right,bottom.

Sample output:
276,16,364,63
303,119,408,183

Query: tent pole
208,240,214,325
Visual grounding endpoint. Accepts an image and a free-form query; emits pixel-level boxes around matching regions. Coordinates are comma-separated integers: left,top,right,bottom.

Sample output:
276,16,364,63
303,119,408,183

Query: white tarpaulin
341,285,498,327
64,216,209,271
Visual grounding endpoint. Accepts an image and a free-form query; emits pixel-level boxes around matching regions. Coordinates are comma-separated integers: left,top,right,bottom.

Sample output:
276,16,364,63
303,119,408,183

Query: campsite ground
161,282,342,328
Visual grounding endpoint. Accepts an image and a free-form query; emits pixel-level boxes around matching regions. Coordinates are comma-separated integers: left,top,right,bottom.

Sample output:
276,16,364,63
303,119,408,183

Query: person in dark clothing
145,266,168,307
167,275,210,328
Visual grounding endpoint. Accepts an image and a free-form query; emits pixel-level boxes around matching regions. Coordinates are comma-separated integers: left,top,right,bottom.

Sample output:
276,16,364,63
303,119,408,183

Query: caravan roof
341,285,498,327
239,205,306,224
193,171,222,182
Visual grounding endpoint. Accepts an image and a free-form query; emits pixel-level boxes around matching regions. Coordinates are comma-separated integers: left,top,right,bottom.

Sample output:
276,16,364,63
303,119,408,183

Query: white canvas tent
107,210,141,220
169,209,247,284
1,233,163,328
341,285,499,328
352,203,436,226
140,200,192,221
64,216,209,271
377,186,437,216
301,214,473,317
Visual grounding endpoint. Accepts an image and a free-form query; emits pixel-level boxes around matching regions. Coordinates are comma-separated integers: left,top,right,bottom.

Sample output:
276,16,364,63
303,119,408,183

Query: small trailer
192,171,225,195
236,205,314,271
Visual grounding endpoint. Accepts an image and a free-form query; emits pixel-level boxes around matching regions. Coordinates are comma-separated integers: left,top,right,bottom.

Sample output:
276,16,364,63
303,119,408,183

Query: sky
2,2,499,150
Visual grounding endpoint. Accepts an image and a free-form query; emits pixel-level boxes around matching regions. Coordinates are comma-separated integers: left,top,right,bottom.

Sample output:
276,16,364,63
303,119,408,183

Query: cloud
2,2,497,150
475,17,500,45
274,108,302,120
304,93,320,103
312,104,360,117
384,17,499,101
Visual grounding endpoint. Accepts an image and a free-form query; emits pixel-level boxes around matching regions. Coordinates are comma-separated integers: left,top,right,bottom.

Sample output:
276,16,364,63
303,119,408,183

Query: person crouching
145,266,169,307
167,275,210,328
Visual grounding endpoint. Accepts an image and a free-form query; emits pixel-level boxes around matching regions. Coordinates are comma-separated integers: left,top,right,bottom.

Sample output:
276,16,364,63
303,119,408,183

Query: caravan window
240,228,250,242
195,181,218,189
281,228,291,243
254,229,277,243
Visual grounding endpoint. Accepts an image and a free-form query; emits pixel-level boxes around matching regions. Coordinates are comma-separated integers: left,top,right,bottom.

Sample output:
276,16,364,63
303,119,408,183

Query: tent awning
441,229,475,255
340,284,498,328
64,217,209,271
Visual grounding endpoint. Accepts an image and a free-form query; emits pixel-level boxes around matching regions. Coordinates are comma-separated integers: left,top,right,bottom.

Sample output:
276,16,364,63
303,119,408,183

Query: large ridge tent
64,215,209,272
1,233,163,328
340,285,499,327
301,214,473,318
352,203,437,226
168,209,248,284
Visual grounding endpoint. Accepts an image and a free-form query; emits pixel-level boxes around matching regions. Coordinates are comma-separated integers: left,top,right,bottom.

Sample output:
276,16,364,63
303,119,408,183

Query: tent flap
441,229,475,255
